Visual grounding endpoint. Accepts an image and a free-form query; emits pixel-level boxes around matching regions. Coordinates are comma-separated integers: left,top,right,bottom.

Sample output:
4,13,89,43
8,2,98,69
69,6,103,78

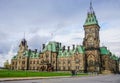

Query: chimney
28,49,31,56
39,50,41,53
62,46,65,52
35,49,37,53
68,46,70,52
42,44,45,50
56,42,59,51
28,49,31,52
59,43,61,47
73,44,75,50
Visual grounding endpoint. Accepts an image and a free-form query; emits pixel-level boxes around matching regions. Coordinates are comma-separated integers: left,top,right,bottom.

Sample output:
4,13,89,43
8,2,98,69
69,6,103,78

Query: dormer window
89,19,91,22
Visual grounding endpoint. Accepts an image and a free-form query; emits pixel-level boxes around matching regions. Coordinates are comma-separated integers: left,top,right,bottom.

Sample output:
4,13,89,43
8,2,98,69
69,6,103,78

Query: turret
83,1,100,49
18,38,28,53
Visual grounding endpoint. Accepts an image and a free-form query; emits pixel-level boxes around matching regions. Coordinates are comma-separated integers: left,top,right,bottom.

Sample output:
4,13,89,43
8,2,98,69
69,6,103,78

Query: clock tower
18,38,28,53
83,1,101,73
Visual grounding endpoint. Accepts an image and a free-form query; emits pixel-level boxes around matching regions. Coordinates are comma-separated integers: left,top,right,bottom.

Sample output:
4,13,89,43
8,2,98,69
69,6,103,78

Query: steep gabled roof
12,55,17,59
42,41,60,52
100,47,110,55
21,50,39,58
30,52,39,58
58,45,85,58
110,54,119,61
84,1,98,26
100,46,119,61
76,45,85,54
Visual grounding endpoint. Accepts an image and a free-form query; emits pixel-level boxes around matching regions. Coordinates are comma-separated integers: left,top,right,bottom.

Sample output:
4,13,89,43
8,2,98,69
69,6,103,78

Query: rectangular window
37,67,39,70
68,66,70,70
22,61,25,64
33,67,35,70
76,66,79,69
33,61,35,64
37,61,39,64
63,66,65,70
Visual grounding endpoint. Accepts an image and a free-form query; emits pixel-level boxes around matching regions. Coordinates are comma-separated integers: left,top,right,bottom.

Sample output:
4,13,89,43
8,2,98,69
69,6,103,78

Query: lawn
0,69,88,78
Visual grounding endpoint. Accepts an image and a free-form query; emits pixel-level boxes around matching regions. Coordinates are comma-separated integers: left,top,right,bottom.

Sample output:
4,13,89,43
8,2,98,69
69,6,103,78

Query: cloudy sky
0,0,120,67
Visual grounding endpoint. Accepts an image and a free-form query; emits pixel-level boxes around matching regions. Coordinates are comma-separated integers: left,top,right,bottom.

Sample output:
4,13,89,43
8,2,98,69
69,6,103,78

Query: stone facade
4,60,10,69
11,2,120,73
11,41,86,72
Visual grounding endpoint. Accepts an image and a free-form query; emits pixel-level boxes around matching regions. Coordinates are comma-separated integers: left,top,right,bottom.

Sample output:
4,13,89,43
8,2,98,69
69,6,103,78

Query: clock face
86,29,91,34
75,59,80,63
86,28,95,34
88,37,93,41
87,37,94,47
19,46,25,52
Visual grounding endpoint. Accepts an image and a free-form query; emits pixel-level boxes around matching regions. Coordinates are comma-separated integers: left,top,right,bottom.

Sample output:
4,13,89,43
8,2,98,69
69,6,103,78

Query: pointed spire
22,32,26,41
84,0,98,26
24,32,25,39
21,32,27,46
89,0,94,14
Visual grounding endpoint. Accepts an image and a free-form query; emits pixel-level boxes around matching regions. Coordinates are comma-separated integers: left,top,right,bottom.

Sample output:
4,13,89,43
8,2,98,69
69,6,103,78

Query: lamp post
56,45,59,71
95,61,99,75
97,64,100,75
119,57,120,73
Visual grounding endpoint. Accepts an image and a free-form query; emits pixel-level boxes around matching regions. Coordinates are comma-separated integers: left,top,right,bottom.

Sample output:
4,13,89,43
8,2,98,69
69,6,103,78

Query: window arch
88,60,95,66
75,59,80,64
89,19,91,22
68,60,71,64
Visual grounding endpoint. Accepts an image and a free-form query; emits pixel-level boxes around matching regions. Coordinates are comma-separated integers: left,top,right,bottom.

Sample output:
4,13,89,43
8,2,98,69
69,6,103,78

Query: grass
0,69,88,78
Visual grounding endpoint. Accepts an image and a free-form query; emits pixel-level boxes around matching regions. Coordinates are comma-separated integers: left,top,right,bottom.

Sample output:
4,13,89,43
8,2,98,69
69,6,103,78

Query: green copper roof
84,1,98,26
23,50,29,56
58,45,84,58
12,55,17,59
100,47,110,55
30,52,39,58
100,47,119,60
58,49,74,58
22,50,40,58
84,12,98,26
42,41,60,52
110,54,119,61
76,45,85,54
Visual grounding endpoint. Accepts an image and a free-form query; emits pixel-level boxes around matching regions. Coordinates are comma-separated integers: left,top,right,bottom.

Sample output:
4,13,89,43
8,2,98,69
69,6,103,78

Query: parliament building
11,2,119,74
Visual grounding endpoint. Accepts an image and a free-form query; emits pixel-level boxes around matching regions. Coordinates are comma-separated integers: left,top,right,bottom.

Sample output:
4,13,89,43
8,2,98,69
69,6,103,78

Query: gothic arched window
46,54,49,58
88,60,94,66
87,37,94,47
68,60,70,64
75,59,80,64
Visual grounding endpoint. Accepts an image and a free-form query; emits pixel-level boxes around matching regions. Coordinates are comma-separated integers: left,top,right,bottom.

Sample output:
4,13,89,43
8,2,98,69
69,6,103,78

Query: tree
4,60,10,69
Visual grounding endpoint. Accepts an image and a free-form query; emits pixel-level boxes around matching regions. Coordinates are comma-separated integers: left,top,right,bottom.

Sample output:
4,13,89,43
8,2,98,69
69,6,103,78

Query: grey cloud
28,34,51,51
0,41,18,55
0,30,9,40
